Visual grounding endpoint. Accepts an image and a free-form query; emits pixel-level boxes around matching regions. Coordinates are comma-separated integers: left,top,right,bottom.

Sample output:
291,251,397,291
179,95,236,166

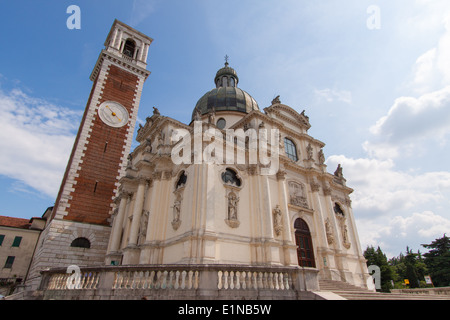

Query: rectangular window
0,234,4,246
12,236,22,247
4,256,15,268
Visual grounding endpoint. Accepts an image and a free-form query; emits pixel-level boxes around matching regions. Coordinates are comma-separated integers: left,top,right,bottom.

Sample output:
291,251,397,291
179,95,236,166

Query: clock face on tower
98,101,129,128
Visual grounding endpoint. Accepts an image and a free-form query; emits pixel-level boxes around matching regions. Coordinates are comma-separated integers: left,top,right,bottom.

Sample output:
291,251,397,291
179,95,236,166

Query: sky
0,0,449,258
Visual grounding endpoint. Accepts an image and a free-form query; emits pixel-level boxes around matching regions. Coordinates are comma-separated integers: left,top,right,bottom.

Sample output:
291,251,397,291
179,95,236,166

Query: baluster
268,272,274,290
240,272,246,290
279,273,284,290
174,271,180,289
217,271,223,289
95,272,100,289
53,275,59,289
113,272,120,289
124,271,131,289
53,275,60,289
141,271,147,289
275,273,280,290
168,271,174,289
257,272,263,289
79,272,86,289
155,271,162,289
248,272,254,289
118,272,124,289
194,271,199,290
230,271,235,290
235,271,241,290
85,272,91,289
148,271,154,289
224,271,229,290
181,271,187,289
162,271,168,289
287,273,293,290
188,270,193,289
251,272,257,290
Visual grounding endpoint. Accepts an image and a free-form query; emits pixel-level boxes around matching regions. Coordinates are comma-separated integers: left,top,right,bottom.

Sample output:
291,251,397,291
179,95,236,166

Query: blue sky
1,0,450,258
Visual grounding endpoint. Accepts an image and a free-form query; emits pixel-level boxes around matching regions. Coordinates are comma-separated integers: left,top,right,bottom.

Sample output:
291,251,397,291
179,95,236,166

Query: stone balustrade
36,264,320,300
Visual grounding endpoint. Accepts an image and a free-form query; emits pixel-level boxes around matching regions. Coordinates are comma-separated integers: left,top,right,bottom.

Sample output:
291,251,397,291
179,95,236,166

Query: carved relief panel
288,181,309,209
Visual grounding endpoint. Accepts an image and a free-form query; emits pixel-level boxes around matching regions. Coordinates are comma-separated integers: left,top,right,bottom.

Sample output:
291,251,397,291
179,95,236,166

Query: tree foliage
363,246,395,292
365,235,450,290
422,234,450,287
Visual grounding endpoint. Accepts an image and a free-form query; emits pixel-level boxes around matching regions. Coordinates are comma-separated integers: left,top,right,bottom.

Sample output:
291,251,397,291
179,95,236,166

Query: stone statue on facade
273,205,283,236
225,192,240,228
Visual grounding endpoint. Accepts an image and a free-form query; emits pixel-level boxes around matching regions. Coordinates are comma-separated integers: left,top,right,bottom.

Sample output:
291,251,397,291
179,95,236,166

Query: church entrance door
294,218,316,268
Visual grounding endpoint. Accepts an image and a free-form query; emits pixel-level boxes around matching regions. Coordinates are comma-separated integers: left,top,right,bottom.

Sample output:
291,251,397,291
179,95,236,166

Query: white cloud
314,88,352,104
365,85,450,160
410,7,450,93
326,155,450,217
356,211,450,257
0,88,81,198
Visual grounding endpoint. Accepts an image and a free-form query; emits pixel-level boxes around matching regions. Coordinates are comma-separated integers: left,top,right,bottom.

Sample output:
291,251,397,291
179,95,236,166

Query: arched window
284,138,298,162
70,237,91,249
222,168,241,187
176,171,187,189
123,39,136,58
334,203,345,217
294,218,315,267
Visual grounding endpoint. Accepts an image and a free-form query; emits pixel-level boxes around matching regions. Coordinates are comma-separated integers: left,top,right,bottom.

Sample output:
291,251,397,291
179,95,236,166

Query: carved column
127,178,148,247
122,178,148,265
108,193,129,254
276,170,297,266
309,176,333,275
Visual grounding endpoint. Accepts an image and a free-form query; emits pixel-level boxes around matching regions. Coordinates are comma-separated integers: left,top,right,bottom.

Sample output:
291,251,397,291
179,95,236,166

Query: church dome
192,62,259,121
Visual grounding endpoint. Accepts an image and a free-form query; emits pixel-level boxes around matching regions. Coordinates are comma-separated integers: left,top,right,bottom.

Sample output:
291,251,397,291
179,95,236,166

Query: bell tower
26,20,152,289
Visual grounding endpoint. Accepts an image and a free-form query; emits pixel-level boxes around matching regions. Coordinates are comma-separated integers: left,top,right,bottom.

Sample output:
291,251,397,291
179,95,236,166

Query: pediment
264,103,311,131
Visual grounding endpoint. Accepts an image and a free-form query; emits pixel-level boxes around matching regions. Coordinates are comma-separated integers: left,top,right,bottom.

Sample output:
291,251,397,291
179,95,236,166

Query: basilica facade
105,60,369,289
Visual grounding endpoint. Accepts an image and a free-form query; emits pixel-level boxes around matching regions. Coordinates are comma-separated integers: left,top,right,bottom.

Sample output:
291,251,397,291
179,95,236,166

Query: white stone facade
106,95,370,289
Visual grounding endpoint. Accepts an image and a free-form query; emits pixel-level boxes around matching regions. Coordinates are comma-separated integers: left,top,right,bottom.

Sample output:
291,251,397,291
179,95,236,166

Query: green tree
422,234,450,287
364,246,396,292
404,248,420,288
389,247,429,288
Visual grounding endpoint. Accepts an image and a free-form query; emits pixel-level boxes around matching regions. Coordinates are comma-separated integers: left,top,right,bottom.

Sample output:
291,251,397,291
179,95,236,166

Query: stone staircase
317,280,450,300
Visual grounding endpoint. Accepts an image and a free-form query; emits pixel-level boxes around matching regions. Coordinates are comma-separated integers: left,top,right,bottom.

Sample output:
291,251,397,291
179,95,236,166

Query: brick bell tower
26,20,152,289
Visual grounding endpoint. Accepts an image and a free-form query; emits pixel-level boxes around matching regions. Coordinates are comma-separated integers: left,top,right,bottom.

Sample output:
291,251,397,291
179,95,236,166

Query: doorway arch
294,218,315,267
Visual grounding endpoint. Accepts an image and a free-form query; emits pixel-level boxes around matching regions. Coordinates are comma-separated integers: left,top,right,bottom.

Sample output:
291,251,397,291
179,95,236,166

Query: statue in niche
225,192,240,228
138,210,149,245
127,153,133,169
144,138,152,153
157,130,164,146
171,196,182,231
341,224,351,249
273,205,283,236
306,143,313,160
325,218,334,245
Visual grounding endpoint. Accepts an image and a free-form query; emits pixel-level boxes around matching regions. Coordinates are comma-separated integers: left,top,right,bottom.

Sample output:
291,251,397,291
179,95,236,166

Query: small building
0,213,46,296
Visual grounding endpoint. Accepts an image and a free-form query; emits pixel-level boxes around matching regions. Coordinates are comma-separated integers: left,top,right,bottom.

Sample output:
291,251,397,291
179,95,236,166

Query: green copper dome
192,62,259,120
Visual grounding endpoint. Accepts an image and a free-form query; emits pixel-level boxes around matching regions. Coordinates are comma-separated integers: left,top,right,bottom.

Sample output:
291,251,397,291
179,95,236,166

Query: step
318,279,450,300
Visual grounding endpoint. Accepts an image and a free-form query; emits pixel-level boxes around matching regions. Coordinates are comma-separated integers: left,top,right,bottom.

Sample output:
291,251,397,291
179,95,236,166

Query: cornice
90,50,151,82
